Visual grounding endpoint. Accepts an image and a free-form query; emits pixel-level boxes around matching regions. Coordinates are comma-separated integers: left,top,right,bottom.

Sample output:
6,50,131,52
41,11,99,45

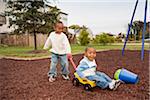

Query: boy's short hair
55,21,63,25
85,46,96,52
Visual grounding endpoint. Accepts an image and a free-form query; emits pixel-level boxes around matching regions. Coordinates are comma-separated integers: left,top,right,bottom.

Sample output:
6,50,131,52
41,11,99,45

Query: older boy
43,21,72,82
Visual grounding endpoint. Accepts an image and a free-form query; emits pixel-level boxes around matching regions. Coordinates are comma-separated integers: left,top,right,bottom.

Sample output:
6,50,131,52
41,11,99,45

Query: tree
93,33,115,45
5,0,60,50
145,22,150,39
78,26,90,46
69,24,82,35
69,24,81,29
130,21,143,40
130,21,149,41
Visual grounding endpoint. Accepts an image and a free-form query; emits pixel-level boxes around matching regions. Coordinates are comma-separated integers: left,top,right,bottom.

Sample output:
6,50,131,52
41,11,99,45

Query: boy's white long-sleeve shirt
43,32,71,55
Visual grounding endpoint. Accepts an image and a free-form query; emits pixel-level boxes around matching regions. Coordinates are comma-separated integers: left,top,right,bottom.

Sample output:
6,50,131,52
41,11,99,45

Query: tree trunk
33,29,37,50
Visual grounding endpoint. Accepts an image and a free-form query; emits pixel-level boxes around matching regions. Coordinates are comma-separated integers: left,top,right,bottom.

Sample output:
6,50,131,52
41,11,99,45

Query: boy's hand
67,53,72,59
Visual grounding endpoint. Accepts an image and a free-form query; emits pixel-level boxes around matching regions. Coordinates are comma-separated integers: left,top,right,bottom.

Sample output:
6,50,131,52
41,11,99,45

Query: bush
78,28,90,46
93,33,115,45
115,37,123,43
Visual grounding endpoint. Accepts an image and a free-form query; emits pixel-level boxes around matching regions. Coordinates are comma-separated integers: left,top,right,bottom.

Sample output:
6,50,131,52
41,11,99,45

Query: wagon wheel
72,78,79,86
84,84,92,91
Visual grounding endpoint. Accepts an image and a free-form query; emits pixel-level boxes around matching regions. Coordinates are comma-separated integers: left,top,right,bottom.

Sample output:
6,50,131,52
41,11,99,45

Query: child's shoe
48,75,56,82
109,79,116,90
62,74,70,80
113,80,122,90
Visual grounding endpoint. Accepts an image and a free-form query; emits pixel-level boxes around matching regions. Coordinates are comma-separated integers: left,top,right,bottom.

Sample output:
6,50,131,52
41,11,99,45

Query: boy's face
85,48,96,61
54,23,64,34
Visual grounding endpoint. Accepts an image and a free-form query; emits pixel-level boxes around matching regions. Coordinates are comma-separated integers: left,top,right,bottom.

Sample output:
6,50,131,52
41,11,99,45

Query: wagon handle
68,57,77,70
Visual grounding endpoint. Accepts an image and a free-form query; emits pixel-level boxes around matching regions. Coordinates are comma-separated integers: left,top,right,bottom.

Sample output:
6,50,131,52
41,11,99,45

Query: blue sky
48,0,150,35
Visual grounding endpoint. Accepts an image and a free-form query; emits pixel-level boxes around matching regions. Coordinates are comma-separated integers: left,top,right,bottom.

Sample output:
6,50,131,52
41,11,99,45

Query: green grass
0,46,50,57
0,43,149,58
71,43,149,54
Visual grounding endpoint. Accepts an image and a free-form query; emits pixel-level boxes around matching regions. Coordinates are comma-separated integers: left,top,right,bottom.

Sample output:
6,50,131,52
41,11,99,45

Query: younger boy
76,47,121,90
43,21,72,82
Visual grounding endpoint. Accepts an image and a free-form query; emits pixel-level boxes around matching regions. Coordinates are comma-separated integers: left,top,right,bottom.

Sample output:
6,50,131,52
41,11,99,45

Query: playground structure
122,0,148,60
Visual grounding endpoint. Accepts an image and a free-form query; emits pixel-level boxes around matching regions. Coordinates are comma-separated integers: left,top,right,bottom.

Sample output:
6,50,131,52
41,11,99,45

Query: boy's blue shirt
76,56,97,78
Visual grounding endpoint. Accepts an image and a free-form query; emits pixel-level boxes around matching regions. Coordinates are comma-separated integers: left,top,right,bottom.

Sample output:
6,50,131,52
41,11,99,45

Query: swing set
122,0,148,60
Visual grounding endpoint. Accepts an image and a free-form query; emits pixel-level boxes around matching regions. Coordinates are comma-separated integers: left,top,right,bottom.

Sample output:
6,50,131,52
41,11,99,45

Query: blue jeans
87,71,112,89
48,53,69,77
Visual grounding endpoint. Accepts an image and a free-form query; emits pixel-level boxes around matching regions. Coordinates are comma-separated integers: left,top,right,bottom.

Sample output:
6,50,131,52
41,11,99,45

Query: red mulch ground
0,50,149,100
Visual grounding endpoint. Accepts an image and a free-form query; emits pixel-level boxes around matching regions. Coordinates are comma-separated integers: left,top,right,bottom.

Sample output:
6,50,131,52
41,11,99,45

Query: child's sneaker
48,75,56,82
109,79,116,90
113,80,121,90
62,74,70,80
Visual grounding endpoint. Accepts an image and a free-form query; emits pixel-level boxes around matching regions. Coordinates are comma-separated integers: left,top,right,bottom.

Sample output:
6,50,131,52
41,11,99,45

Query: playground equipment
122,0,148,60
114,68,139,84
68,57,96,91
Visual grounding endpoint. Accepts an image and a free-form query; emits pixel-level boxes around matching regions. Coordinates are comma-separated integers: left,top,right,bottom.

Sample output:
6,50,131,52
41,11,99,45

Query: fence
0,33,48,47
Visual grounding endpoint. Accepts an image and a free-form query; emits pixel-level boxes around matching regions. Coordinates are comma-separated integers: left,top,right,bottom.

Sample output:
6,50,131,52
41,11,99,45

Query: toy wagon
72,72,96,90
69,57,96,90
